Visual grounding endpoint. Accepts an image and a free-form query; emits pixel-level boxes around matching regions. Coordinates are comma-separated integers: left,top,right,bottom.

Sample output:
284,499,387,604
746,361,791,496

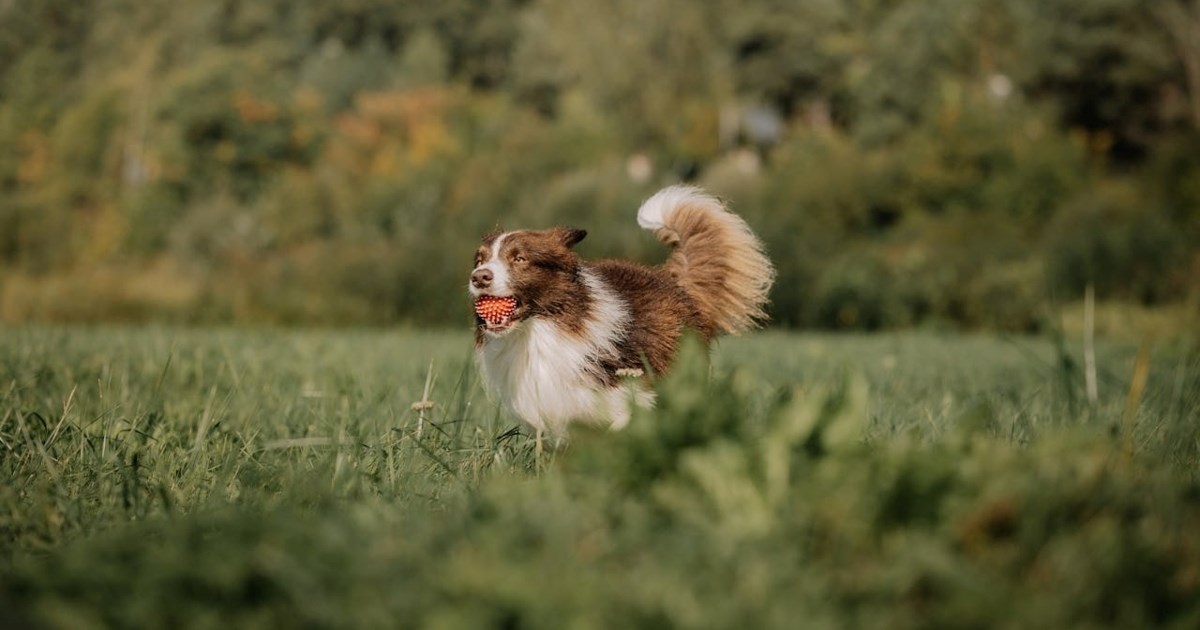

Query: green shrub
1145,131,1200,234
123,182,188,256
961,260,1046,332
811,253,905,330
1045,184,1188,303
1,0,1197,329
889,86,1090,221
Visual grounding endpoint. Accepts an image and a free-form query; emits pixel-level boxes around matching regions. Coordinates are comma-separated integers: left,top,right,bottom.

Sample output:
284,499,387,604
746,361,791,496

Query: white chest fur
475,270,639,437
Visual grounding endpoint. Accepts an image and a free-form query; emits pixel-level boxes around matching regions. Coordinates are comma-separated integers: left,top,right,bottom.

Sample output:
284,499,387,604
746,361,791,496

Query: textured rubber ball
474,295,517,324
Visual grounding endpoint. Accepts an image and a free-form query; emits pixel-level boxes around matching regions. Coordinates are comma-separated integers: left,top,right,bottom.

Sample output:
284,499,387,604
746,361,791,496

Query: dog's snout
471,268,493,288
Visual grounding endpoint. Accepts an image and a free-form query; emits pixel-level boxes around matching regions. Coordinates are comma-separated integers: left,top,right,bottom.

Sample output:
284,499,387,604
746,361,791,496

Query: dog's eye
514,255,527,264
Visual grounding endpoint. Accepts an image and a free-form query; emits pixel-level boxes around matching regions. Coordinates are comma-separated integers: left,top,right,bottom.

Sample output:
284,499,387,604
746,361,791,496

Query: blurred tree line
0,0,1197,329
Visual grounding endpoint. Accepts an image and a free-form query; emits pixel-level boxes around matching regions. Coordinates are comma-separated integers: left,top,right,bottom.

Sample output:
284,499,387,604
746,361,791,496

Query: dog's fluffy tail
637,185,775,334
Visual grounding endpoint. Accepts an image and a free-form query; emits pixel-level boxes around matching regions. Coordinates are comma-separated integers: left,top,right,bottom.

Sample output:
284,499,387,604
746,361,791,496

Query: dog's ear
556,227,587,248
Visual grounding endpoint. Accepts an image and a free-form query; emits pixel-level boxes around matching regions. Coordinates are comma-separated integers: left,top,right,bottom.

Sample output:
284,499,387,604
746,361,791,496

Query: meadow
1,325,1198,628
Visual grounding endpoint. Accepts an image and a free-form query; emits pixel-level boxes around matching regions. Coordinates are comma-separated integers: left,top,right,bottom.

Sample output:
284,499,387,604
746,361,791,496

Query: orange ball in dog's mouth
474,295,518,328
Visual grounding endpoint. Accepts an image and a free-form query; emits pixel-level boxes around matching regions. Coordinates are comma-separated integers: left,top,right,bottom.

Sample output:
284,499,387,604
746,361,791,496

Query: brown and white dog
468,185,775,442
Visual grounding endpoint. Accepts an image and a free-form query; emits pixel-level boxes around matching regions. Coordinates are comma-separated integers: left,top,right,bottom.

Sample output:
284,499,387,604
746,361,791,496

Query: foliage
0,0,1197,329
1045,183,1191,303
1,327,1198,627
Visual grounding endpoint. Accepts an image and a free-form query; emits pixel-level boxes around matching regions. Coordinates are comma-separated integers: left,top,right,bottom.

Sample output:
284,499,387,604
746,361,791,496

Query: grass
1,325,1198,629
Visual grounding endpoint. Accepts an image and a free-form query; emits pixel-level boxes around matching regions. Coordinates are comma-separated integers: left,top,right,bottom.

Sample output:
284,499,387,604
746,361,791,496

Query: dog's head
469,227,587,337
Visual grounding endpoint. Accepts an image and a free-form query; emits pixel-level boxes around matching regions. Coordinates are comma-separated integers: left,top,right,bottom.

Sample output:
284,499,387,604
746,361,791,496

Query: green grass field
2,326,1198,628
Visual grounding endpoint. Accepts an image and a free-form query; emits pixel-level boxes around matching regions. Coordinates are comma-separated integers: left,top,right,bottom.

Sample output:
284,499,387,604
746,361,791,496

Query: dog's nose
471,268,493,288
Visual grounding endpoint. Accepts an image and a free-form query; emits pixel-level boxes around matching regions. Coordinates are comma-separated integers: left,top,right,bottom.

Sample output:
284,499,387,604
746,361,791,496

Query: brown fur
652,191,775,334
588,260,710,383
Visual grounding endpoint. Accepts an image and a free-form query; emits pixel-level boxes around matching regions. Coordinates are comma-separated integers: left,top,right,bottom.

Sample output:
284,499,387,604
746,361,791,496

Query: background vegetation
1,0,1197,330
2,327,1198,627
4,4,1198,626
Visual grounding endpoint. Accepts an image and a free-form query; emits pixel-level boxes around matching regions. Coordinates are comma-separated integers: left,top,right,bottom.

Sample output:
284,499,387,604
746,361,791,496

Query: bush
1045,184,1189,303
1145,131,1200,235
811,253,904,330
2,0,1197,329
961,259,1045,332
889,87,1090,221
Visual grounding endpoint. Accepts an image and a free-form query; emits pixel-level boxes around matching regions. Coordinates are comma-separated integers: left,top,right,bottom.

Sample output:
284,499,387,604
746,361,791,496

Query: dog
469,185,775,442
